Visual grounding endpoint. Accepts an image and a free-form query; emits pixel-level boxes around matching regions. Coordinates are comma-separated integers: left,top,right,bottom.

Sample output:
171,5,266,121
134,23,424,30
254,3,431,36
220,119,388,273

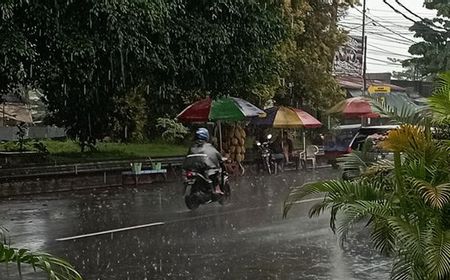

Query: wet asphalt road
0,168,391,280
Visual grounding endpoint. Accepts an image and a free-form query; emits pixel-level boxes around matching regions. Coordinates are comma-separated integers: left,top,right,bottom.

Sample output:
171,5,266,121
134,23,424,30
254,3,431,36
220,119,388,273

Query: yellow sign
368,85,391,94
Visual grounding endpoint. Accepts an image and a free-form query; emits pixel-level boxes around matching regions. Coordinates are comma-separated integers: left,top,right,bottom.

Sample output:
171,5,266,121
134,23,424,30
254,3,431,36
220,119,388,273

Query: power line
382,0,421,23
367,56,402,65
367,43,412,57
368,61,404,67
366,39,412,48
382,0,447,33
367,8,436,16
368,48,413,58
364,31,414,44
394,0,447,31
354,7,415,43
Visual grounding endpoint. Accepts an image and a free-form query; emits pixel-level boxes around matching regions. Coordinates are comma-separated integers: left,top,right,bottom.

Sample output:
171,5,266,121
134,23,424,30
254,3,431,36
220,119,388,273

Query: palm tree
0,226,82,280
284,125,450,279
429,72,450,125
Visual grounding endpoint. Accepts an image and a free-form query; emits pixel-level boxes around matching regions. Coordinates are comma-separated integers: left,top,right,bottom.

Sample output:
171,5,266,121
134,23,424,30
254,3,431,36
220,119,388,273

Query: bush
156,118,189,144
0,139,48,153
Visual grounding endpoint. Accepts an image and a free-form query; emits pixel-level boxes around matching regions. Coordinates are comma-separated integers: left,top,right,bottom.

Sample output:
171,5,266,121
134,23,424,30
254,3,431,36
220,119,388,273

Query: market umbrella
251,106,322,162
252,106,322,128
327,97,380,119
177,96,265,151
177,96,266,123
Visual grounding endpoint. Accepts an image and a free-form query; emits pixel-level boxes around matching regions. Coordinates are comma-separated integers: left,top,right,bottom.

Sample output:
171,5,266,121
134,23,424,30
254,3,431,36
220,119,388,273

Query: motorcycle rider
183,128,224,194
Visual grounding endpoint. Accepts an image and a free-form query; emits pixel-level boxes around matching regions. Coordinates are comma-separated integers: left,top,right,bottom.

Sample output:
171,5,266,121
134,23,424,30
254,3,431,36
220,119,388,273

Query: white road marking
56,222,165,241
291,197,324,204
56,197,321,242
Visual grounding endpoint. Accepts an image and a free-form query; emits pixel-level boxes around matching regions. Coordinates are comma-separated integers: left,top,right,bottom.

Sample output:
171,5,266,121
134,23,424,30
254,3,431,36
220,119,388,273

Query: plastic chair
299,145,319,169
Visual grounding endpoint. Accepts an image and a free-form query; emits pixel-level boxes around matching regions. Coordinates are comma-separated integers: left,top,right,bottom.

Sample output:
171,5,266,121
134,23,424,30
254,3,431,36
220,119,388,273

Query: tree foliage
405,0,450,76
275,0,356,111
0,0,287,146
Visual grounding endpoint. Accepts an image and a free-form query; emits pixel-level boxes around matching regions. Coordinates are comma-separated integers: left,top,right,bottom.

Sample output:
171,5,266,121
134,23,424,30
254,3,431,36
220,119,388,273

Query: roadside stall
177,96,265,174
250,106,322,170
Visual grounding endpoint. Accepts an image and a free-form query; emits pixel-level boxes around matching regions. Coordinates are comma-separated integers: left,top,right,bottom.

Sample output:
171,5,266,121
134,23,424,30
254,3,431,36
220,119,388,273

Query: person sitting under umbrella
282,133,294,164
270,134,287,171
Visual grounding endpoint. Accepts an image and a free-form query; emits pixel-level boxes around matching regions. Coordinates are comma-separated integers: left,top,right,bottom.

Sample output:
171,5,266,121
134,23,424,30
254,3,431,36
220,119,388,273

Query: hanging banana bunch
223,124,246,163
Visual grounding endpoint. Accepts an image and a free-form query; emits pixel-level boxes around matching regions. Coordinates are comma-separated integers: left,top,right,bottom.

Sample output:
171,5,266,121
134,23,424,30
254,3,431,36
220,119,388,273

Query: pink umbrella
328,97,380,118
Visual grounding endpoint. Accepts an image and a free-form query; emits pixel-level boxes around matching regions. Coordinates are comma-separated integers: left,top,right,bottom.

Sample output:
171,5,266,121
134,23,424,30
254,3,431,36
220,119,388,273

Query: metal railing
0,156,185,180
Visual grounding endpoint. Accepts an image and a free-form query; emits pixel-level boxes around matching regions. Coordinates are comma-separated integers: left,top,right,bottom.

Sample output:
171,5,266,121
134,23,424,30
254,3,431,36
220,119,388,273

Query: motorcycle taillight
185,171,194,178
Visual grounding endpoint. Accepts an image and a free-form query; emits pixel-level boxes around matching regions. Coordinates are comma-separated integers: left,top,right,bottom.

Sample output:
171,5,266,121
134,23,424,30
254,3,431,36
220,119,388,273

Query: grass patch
42,140,188,163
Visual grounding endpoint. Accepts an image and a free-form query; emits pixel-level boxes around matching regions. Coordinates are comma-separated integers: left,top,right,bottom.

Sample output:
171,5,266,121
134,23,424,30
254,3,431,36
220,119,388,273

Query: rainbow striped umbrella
251,106,322,128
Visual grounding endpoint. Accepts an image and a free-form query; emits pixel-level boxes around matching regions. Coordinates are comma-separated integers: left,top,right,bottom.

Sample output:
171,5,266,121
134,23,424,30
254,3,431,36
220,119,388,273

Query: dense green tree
1,0,175,148
146,0,288,132
405,0,450,76
0,1,287,146
275,0,356,111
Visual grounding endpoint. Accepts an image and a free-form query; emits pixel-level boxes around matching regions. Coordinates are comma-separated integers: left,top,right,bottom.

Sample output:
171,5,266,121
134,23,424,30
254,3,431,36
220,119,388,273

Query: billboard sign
333,36,363,77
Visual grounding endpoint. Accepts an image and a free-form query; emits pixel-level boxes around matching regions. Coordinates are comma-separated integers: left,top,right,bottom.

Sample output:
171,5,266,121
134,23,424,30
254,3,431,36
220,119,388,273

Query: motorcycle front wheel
264,158,272,175
218,181,231,205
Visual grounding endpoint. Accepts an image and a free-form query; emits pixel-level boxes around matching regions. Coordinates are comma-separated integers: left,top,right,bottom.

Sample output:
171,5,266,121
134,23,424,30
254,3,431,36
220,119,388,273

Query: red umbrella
177,98,211,123
328,97,380,118
177,96,265,123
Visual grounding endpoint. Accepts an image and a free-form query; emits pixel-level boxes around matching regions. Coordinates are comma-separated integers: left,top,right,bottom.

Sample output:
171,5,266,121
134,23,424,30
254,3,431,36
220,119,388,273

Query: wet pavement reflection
0,168,390,279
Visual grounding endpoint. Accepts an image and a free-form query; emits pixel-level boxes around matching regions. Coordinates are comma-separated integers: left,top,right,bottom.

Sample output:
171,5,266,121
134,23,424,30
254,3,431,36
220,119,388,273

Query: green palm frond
284,179,387,233
371,97,428,126
429,72,450,125
410,178,450,209
425,229,450,280
0,228,82,280
371,219,396,256
337,139,378,178
364,159,395,177
388,218,425,261
0,242,83,280
391,256,427,280
336,201,391,244
391,257,414,280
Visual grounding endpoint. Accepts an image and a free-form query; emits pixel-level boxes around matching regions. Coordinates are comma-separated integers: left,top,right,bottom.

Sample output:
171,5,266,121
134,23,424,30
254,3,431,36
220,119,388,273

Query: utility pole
288,82,294,106
361,0,367,96
363,35,367,95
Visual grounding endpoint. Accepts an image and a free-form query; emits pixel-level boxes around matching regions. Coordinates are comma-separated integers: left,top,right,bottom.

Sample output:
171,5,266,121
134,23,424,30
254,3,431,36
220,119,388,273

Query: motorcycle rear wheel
185,195,200,210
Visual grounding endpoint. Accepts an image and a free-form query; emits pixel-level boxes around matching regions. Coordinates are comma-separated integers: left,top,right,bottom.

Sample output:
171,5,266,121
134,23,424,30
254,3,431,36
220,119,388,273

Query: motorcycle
182,157,231,210
255,134,279,175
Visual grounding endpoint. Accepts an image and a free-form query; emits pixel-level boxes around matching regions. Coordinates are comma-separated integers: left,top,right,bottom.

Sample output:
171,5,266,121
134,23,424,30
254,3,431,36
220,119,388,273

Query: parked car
324,124,399,169
324,124,362,165
340,125,399,180
348,125,399,152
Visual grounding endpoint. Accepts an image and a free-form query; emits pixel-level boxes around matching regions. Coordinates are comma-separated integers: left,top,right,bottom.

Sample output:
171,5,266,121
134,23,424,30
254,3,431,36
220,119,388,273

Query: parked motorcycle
182,160,231,210
255,134,280,175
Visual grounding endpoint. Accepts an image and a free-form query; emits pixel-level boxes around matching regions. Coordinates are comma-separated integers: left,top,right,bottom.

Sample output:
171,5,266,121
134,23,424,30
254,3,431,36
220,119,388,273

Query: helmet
195,128,209,141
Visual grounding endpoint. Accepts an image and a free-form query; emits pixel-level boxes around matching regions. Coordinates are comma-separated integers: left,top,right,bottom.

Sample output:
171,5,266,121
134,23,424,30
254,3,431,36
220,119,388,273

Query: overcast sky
341,0,437,74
